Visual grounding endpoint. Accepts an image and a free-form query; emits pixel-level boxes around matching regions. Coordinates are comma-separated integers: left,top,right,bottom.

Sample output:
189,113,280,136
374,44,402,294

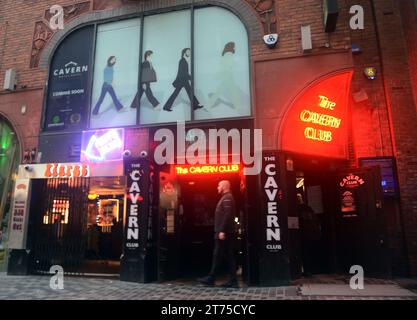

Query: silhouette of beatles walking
163,48,203,112
92,56,124,115
130,50,160,110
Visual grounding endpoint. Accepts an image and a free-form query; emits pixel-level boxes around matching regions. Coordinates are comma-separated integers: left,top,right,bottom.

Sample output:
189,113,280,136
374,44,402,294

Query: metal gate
31,178,90,275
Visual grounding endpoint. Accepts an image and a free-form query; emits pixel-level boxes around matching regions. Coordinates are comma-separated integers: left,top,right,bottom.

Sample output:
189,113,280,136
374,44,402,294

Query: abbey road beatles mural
44,7,251,131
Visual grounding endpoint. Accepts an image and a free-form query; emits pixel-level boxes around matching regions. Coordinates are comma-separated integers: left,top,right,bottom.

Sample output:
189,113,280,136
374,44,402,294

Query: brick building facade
1,0,417,281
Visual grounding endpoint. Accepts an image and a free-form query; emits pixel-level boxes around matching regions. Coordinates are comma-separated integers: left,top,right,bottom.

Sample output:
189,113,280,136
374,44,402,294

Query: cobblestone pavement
0,273,416,300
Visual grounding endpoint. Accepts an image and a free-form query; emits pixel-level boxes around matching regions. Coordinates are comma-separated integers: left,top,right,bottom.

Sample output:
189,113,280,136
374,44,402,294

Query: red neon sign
44,163,90,178
175,164,240,175
281,72,353,159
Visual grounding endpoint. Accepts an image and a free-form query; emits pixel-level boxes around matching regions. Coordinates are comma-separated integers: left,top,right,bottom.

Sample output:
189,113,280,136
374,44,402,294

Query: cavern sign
124,158,149,255
300,95,342,142
339,174,365,189
53,61,89,78
281,72,353,159
262,155,283,252
175,164,240,175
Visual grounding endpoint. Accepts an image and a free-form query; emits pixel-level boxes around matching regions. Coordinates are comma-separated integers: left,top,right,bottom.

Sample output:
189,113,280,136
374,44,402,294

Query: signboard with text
338,173,366,218
8,179,31,250
259,152,290,286
17,162,123,180
261,155,283,253
44,26,94,132
281,72,353,159
123,158,149,255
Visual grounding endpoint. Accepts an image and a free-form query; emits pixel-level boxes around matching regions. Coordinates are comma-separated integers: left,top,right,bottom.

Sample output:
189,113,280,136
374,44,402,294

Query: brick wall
371,0,417,275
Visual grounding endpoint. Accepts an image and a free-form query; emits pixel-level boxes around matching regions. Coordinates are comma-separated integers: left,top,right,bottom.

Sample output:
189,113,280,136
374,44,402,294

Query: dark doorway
158,169,245,283
288,155,391,279
288,155,347,277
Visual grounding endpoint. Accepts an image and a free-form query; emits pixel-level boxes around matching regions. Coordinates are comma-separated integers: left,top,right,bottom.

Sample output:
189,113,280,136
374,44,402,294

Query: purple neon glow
81,128,124,162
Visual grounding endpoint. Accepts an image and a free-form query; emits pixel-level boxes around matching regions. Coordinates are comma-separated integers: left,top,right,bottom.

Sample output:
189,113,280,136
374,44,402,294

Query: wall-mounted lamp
364,67,377,80
351,42,362,54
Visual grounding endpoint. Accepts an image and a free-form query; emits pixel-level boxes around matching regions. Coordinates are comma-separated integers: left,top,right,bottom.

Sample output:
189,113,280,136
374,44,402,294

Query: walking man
198,180,238,288
163,48,203,112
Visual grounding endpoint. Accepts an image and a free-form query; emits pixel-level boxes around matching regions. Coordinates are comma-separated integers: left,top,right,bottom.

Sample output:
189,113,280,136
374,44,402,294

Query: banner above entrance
17,161,123,179
280,71,353,159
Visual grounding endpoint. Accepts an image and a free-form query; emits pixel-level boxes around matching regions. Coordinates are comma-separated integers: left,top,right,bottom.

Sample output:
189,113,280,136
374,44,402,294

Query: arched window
0,116,20,269
44,6,251,132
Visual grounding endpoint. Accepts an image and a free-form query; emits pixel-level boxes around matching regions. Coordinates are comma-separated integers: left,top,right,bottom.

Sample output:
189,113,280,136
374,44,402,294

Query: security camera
24,165,33,172
122,150,132,158
140,150,148,158
263,33,279,49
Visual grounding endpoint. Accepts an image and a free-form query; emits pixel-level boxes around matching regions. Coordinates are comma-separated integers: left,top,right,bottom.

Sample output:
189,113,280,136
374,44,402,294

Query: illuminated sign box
175,164,240,175
359,157,399,197
81,128,124,162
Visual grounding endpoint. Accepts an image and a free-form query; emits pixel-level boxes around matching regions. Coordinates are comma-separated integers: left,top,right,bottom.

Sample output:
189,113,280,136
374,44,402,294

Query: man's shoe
219,279,239,288
197,276,215,286
194,104,204,110
163,106,172,112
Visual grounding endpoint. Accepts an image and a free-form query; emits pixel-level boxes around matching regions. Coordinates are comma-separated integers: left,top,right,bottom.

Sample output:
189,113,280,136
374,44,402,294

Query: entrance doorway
30,176,125,276
293,158,340,276
158,167,245,283
289,155,390,278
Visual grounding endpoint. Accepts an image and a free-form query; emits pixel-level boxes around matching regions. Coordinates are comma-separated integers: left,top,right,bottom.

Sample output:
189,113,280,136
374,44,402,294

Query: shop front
6,155,259,285
7,161,126,276
4,1,400,285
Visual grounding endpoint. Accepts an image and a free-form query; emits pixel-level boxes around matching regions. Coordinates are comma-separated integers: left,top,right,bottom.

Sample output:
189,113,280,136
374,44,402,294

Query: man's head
297,193,304,205
217,180,231,194
182,48,191,58
144,50,153,61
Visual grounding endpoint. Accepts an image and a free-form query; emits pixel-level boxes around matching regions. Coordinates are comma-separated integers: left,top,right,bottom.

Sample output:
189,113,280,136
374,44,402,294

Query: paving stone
1,273,417,300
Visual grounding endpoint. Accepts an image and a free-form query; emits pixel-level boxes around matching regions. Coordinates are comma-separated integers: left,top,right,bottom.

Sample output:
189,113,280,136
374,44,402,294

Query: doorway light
296,178,305,189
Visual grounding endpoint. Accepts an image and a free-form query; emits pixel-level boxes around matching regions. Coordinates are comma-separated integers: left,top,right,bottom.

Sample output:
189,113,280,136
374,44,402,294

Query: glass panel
0,120,20,270
90,18,141,129
194,7,251,120
139,10,192,124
